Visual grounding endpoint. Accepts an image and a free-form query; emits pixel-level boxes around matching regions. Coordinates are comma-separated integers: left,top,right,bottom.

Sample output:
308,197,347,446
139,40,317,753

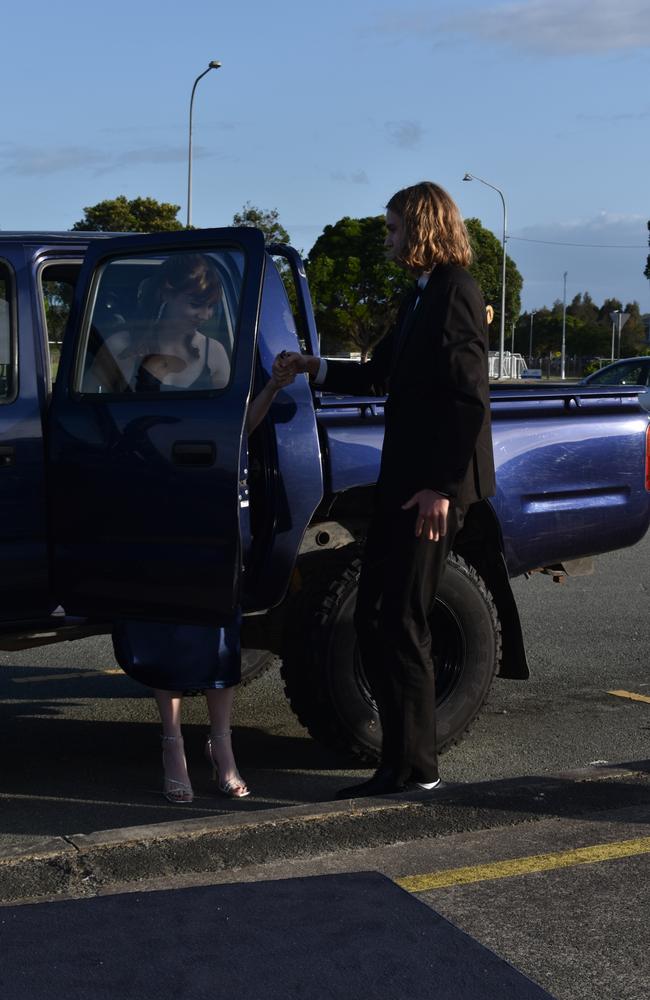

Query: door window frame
0,257,18,406
35,256,83,396
69,247,247,401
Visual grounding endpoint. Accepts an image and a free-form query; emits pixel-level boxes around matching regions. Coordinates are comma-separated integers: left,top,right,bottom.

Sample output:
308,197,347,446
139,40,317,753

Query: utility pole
561,271,567,380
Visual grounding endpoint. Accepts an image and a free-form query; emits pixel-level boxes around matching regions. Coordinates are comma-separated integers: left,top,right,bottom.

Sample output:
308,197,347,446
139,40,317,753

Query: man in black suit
279,181,496,797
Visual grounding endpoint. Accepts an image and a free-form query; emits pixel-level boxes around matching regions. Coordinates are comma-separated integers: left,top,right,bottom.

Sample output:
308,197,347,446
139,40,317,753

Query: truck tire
240,649,278,687
281,548,501,762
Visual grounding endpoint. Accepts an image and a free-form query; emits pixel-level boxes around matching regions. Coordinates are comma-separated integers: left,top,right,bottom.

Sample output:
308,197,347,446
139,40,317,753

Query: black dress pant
354,497,466,785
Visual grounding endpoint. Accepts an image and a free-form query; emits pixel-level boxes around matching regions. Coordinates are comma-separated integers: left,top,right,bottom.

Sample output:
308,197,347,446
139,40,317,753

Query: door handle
0,445,15,467
171,441,216,467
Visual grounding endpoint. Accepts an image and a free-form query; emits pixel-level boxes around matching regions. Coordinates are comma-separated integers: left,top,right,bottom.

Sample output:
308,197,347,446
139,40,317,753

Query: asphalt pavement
1,530,649,999
2,530,648,846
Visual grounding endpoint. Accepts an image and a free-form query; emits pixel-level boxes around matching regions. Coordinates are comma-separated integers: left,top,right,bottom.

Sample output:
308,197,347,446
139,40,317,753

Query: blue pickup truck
1,228,649,760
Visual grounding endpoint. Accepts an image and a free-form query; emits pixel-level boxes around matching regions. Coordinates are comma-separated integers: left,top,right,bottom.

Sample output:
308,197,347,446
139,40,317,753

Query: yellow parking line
608,689,650,705
396,837,650,893
12,668,123,684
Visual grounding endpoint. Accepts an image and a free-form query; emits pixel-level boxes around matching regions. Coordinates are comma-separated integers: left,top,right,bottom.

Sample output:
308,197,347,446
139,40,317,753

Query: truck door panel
243,256,322,610
47,229,265,624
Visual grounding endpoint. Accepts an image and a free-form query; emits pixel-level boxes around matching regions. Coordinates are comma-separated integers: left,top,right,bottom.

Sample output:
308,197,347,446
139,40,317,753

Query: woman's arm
246,354,296,433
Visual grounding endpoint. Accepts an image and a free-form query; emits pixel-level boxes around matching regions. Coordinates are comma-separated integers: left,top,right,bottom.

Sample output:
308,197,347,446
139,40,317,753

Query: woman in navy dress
103,253,294,803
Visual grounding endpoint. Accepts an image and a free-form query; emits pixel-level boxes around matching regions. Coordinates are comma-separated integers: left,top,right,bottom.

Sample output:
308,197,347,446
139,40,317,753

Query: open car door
47,228,266,625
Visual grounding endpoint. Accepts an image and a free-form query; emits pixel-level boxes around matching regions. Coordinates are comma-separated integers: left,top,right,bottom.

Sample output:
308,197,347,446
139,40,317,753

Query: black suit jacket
322,264,496,507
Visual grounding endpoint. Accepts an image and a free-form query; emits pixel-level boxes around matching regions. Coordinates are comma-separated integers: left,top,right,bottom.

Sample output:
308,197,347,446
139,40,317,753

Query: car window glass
76,249,243,395
39,262,80,384
591,362,643,385
0,263,14,402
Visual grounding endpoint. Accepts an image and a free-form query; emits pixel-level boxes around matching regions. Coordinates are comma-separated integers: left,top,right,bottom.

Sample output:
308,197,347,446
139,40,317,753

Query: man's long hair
386,181,472,271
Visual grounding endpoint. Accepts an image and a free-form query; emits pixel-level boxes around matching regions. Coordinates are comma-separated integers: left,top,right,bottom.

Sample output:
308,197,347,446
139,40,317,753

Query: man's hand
270,353,297,390
402,490,450,541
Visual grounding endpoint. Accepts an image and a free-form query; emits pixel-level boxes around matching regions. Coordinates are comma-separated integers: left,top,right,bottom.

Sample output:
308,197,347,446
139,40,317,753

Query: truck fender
454,500,530,680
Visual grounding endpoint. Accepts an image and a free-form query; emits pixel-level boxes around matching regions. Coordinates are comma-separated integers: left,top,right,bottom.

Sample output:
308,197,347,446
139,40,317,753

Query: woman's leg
204,687,249,796
155,688,193,803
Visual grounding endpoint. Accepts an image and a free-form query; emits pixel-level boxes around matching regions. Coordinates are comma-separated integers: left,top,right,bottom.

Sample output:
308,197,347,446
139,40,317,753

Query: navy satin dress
112,612,242,693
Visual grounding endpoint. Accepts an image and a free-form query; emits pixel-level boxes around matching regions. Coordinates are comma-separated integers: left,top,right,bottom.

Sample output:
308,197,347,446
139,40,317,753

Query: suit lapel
391,287,420,369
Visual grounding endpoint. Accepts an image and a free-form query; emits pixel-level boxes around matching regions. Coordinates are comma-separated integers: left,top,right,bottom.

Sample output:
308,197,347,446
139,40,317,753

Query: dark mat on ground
0,871,555,999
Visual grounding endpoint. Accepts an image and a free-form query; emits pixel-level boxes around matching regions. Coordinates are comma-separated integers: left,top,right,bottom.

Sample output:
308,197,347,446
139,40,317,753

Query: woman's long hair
386,182,473,271
131,252,222,358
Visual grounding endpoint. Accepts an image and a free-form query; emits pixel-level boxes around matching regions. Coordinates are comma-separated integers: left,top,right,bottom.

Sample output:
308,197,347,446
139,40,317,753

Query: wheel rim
352,595,466,710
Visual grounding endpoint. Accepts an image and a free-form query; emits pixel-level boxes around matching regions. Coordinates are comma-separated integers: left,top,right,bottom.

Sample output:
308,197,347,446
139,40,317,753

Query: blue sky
2,0,649,313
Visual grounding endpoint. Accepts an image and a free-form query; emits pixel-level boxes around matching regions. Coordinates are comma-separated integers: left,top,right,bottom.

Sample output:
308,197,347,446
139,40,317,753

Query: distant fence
489,353,604,380
488,352,527,378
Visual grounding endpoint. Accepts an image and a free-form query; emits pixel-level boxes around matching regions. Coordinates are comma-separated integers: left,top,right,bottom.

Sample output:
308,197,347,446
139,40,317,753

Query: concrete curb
3,760,650,903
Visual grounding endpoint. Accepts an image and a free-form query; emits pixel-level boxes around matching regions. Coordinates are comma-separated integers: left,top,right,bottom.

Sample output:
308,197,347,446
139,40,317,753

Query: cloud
0,142,212,178
101,120,239,135
113,146,211,168
0,144,105,176
578,108,650,123
330,169,370,185
368,1,650,56
513,212,648,247
445,0,650,55
385,120,423,148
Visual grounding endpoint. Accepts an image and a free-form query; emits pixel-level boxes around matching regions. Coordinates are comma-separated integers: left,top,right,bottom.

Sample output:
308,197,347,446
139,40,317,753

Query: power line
508,236,647,249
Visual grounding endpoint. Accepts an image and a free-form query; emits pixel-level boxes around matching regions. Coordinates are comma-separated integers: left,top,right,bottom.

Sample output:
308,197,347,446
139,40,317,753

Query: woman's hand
276,351,320,379
270,353,298,390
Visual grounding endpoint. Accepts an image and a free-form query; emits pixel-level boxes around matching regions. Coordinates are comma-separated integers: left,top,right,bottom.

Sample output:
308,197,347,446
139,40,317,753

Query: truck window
0,262,14,402
39,262,80,383
75,250,242,394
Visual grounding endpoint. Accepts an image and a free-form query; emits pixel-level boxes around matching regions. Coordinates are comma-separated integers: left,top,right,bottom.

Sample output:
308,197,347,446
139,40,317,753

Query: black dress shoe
335,766,404,800
404,778,448,795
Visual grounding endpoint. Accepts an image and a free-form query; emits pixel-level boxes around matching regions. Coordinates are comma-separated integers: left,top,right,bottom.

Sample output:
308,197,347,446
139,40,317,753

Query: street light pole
561,271,567,380
187,60,221,229
463,172,508,378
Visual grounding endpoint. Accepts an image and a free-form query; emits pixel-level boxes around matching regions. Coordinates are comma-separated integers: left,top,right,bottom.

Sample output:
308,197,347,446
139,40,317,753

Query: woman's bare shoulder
207,337,231,387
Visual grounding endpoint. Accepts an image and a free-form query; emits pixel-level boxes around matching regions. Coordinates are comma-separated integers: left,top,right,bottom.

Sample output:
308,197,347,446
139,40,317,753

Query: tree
232,203,290,245
71,196,184,232
306,216,412,359
645,220,650,281
464,218,522,348
42,281,74,345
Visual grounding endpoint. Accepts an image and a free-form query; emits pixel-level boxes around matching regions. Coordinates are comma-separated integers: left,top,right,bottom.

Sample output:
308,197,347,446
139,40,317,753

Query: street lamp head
462,173,473,182
208,60,222,69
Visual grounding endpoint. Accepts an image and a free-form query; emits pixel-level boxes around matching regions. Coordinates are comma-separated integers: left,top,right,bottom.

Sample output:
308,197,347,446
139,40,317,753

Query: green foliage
42,281,74,344
71,196,184,232
232,204,296,322
232,203,290,245
519,293,648,365
306,216,412,358
465,218,522,348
